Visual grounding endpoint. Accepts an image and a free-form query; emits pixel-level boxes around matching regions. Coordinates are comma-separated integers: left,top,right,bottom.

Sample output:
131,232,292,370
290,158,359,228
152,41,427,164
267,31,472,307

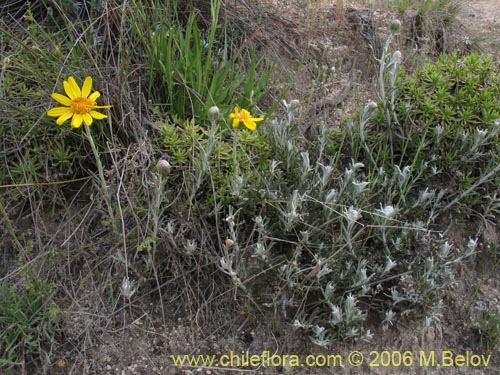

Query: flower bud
225,239,234,251
289,99,300,109
389,19,401,33
366,101,378,111
208,106,220,121
121,277,137,300
157,159,171,175
2,56,10,71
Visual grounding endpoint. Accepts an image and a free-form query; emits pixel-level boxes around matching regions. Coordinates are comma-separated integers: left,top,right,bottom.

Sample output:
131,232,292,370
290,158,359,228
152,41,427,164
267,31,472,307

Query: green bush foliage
159,116,272,209
143,94,476,344
399,53,500,129
367,52,500,207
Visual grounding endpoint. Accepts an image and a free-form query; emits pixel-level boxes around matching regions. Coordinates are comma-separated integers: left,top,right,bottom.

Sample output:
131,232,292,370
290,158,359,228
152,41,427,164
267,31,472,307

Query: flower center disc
71,97,94,114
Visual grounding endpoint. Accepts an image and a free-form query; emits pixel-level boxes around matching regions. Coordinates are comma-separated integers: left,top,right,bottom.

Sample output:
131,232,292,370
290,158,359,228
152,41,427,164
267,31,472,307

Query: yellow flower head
47,76,112,128
229,106,263,131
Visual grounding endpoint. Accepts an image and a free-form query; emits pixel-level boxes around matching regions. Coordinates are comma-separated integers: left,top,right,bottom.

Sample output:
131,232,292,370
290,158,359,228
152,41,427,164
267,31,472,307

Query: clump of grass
391,0,461,53
475,309,500,351
0,279,60,372
130,0,272,123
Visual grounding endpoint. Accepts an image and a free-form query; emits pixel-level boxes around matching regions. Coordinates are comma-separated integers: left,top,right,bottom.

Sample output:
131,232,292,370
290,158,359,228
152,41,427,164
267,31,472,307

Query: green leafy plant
157,113,272,212
132,0,272,122
208,96,476,344
0,279,59,371
368,52,500,213
398,53,500,129
475,309,500,350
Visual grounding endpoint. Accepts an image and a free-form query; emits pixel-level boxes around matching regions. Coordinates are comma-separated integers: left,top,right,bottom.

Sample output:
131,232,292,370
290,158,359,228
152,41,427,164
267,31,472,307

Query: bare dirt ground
458,0,500,34
14,1,500,374
457,0,500,59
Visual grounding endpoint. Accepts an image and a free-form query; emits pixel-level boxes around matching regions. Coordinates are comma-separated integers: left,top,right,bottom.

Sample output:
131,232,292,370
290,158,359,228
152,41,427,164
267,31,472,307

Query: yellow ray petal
56,111,74,125
64,76,81,99
51,93,72,106
81,76,93,98
88,91,101,101
241,109,251,117
83,113,93,126
230,107,239,118
89,111,108,120
243,119,257,131
47,107,73,117
71,114,84,128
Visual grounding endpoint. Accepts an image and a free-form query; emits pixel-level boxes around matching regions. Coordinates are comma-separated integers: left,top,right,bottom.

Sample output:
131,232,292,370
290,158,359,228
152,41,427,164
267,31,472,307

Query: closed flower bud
208,106,220,121
366,101,378,111
390,19,401,33
225,239,234,250
2,56,10,70
157,159,171,175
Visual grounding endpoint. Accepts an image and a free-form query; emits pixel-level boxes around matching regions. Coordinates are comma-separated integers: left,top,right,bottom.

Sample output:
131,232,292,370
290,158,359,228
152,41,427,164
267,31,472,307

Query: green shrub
396,53,500,132
140,91,476,344
158,115,272,210
367,52,500,210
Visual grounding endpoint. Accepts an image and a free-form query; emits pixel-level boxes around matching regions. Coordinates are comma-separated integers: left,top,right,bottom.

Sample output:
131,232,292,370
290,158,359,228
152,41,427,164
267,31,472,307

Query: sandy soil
457,0,500,59
458,0,500,33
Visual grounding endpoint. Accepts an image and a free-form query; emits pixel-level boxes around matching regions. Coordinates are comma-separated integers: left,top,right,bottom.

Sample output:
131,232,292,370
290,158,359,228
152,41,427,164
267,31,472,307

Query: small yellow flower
229,106,263,131
47,76,112,128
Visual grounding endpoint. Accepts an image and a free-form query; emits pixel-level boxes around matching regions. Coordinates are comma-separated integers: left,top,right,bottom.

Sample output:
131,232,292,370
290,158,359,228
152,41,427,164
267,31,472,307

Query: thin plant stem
83,124,118,234
438,161,500,216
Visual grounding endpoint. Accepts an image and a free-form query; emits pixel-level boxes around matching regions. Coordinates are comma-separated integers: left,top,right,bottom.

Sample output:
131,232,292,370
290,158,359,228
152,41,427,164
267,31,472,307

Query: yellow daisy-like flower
47,76,112,128
229,106,263,131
